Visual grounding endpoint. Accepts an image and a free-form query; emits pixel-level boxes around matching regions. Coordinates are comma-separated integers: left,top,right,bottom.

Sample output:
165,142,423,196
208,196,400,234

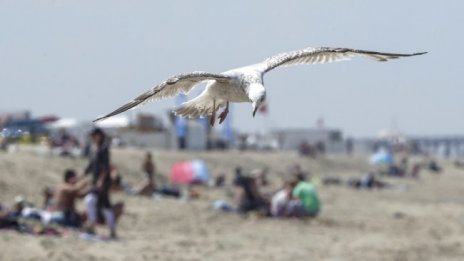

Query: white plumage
94,47,426,125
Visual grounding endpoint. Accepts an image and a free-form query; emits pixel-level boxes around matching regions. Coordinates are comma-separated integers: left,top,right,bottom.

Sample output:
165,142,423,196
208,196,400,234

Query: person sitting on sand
135,152,156,196
44,169,90,227
287,174,320,217
233,168,267,213
270,179,296,217
0,203,20,229
347,173,391,189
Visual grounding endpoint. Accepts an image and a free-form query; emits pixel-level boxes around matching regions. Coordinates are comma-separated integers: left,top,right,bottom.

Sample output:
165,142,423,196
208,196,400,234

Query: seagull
94,47,426,126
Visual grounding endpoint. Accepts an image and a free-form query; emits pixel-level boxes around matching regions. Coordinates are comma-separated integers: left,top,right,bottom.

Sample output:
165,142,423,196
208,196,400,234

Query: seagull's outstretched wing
261,47,427,73
94,71,233,122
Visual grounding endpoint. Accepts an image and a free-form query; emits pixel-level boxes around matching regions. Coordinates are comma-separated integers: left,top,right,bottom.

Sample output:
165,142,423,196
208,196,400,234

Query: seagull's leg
210,99,216,126
218,102,229,124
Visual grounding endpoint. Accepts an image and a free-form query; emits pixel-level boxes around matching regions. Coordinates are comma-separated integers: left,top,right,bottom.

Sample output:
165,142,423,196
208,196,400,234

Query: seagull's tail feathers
173,96,225,119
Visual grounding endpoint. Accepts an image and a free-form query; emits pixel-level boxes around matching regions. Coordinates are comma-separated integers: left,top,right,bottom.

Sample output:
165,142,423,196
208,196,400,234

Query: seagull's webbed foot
210,100,216,126
218,102,229,124
210,115,215,126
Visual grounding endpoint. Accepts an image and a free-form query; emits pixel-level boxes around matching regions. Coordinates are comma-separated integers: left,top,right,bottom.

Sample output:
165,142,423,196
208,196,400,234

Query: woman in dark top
84,128,117,238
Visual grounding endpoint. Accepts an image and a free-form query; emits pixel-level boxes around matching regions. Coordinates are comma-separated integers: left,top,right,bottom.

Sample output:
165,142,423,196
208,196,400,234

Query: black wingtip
414,51,428,56
93,116,107,123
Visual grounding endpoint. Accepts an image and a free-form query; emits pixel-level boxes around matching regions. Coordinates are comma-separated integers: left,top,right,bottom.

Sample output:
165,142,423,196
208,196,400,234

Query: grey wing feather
94,71,233,122
262,47,427,73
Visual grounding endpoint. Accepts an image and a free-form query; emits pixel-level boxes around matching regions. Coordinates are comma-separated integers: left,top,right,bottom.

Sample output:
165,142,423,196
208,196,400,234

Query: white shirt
271,189,289,217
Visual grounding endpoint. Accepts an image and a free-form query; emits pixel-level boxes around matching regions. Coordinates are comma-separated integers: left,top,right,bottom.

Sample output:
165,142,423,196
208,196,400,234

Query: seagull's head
249,83,266,117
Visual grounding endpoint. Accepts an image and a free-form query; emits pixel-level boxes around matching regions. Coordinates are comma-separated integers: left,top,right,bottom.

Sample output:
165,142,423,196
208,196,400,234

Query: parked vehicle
1,119,50,144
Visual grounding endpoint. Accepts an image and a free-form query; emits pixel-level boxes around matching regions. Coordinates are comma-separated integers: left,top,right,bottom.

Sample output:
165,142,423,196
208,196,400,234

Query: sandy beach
1,147,464,261
1,0,462,260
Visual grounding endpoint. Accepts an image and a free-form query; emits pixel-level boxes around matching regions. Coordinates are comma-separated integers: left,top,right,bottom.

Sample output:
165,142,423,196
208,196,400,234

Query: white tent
95,115,130,128
47,118,78,129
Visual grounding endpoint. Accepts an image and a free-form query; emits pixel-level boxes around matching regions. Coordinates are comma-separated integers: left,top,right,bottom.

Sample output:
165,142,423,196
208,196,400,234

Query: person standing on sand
135,152,156,195
84,128,117,238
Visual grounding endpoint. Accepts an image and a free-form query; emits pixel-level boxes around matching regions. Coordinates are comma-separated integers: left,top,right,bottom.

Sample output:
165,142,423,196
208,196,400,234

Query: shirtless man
47,169,90,227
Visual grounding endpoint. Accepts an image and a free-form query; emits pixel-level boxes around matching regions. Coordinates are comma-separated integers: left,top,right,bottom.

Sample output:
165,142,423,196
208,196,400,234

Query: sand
1,146,464,261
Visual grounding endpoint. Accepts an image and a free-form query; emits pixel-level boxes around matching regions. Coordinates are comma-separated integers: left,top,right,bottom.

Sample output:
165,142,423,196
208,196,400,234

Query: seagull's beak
253,106,258,117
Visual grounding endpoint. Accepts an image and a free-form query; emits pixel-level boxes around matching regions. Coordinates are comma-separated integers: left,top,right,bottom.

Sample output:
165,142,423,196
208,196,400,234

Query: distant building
115,113,210,150
134,113,164,132
272,128,345,153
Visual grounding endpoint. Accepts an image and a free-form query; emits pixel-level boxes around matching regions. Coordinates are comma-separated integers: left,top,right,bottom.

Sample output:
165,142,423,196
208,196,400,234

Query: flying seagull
94,47,426,125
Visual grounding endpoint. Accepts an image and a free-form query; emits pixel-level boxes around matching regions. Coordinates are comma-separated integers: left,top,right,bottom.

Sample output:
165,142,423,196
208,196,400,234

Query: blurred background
1,1,464,261
1,1,463,141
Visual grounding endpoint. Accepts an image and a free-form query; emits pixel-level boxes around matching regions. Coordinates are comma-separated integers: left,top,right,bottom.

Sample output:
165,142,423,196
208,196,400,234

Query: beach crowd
0,127,445,242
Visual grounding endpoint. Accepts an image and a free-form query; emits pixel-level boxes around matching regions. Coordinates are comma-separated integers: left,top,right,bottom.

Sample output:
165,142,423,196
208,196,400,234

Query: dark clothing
55,208,81,228
143,160,155,183
156,186,181,198
85,139,111,187
96,186,111,208
85,139,112,209
235,176,266,212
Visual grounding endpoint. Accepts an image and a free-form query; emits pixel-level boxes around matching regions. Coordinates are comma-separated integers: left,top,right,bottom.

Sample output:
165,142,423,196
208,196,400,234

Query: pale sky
0,1,462,137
